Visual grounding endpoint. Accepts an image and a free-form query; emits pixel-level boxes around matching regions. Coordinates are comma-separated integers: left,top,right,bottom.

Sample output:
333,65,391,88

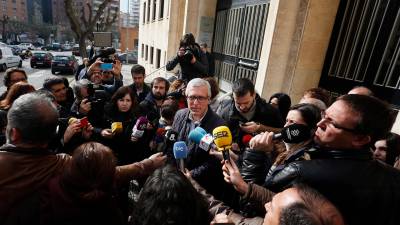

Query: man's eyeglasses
320,111,359,133
186,95,209,102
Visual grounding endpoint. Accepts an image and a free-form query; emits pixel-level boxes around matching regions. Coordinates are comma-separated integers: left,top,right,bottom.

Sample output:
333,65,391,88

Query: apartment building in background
0,0,28,22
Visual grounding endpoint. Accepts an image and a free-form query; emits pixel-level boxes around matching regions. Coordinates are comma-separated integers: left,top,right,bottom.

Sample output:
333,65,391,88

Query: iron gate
213,0,269,90
320,0,400,108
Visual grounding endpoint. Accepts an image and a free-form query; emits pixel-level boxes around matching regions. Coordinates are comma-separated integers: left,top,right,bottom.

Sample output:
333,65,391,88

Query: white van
0,46,22,71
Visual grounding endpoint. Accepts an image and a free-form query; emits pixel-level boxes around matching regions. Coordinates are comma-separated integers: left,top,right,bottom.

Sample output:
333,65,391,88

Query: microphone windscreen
195,126,207,136
276,123,311,143
188,127,206,144
165,130,178,143
212,126,232,150
135,116,149,130
68,117,78,125
173,141,188,159
156,127,166,136
242,134,253,146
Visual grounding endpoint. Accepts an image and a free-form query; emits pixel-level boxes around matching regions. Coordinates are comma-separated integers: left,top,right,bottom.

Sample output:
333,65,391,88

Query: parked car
30,51,53,68
42,43,63,51
62,43,72,51
0,46,22,71
18,43,34,50
9,45,22,56
72,44,80,56
51,55,79,74
118,52,138,64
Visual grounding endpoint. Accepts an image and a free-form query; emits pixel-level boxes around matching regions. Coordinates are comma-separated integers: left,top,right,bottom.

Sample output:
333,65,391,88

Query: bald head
263,184,345,225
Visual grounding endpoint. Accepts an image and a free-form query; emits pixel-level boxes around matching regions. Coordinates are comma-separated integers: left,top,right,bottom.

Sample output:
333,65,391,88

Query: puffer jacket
265,146,400,225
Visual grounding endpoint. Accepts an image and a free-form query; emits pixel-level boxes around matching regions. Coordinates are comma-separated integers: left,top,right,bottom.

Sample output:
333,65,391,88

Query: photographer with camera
166,33,209,83
85,57,123,96
70,79,107,128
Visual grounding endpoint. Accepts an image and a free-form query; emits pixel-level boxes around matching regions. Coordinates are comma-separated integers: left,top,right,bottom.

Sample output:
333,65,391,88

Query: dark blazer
171,107,227,199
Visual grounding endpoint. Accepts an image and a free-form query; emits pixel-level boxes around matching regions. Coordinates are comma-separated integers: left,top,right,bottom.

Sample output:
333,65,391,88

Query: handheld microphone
111,122,123,135
188,127,207,144
188,127,217,151
163,129,178,154
154,127,166,143
131,116,149,138
212,126,233,160
272,123,311,143
173,141,188,172
242,134,253,147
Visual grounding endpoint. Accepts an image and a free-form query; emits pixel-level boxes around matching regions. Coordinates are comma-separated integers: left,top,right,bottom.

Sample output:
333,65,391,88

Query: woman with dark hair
222,103,321,213
372,132,400,167
98,86,140,164
0,81,35,111
41,142,124,225
269,93,291,120
130,165,212,225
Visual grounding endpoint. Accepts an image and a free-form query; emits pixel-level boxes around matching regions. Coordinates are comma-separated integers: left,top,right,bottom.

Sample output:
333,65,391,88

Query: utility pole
1,15,9,43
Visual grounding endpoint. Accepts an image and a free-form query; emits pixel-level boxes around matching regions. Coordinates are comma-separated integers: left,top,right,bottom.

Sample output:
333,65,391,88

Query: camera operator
71,79,107,127
85,57,123,95
166,33,209,83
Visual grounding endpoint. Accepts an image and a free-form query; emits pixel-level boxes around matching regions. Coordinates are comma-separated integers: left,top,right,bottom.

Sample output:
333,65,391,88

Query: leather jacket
264,146,400,225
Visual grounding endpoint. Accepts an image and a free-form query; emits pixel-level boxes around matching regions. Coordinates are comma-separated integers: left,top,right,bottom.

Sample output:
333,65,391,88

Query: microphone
242,134,253,147
188,127,216,151
131,116,149,138
272,123,311,143
68,117,89,128
163,129,178,154
111,122,123,135
173,141,188,172
154,127,166,143
212,126,233,160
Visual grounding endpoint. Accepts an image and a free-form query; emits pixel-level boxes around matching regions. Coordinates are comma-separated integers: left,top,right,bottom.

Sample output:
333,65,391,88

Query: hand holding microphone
249,123,311,151
173,141,188,172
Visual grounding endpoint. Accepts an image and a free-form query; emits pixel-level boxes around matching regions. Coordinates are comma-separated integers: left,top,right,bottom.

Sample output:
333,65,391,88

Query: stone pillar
255,0,340,103
182,0,217,46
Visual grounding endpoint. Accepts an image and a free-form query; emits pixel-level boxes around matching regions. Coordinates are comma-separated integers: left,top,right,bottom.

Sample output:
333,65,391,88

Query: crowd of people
1,33,400,225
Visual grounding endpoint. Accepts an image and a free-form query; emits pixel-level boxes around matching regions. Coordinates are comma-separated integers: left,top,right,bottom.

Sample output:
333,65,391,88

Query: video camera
183,47,194,63
87,83,108,104
88,47,116,66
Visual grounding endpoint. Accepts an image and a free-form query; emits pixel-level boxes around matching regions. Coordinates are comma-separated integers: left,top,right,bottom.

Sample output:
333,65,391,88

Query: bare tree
64,0,118,58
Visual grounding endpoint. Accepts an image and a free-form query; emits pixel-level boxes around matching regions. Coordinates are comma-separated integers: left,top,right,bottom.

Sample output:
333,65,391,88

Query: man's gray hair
72,79,90,101
185,78,211,98
7,92,59,145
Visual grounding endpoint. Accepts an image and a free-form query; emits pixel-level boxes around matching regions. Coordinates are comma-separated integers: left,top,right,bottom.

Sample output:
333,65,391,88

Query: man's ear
9,128,21,143
352,134,371,148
